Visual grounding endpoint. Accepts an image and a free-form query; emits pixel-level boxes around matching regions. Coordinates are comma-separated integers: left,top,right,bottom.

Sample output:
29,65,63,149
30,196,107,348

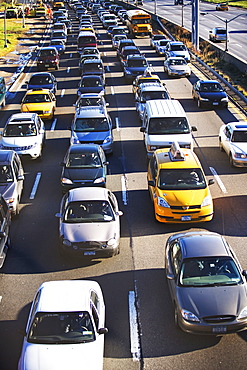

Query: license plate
212,102,219,105
181,216,191,221
45,64,49,67
212,326,227,333
84,251,96,256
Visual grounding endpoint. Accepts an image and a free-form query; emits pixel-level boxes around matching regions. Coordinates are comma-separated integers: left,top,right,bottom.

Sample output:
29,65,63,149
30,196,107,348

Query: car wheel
13,200,20,218
174,304,179,328
1,98,6,108
55,64,59,70
219,138,224,152
197,99,202,108
229,153,234,167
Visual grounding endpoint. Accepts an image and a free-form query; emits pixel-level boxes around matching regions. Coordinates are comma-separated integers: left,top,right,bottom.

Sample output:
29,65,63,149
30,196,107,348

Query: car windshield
179,257,243,287
82,48,98,55
0,165,14,183
80,78,102,87
66,151,101,168
170,44,186,51
200,83,223,92
132,18,150,24
28,311,95,344
159,40,169,46
29,75,53,85
4,123,37,137
158,168,206,190
231,130,247,142
74,118,109,132
137,78,160,86
77,97,103,107
216,29,226,35
124,49,140,56
169,59,186,65
50,40,64,46
127,59,148,67
23,94,51,103
142,91,169,100
64,200,114,223
40,49,56,57
83,64,103,72
148,117,190,135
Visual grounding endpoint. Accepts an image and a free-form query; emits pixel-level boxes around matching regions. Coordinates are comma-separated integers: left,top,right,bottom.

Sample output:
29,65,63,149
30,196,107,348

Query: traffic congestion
1,0,247,369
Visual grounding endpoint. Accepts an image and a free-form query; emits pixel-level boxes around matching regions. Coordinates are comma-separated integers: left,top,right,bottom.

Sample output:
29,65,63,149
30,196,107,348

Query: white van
140,99,197,158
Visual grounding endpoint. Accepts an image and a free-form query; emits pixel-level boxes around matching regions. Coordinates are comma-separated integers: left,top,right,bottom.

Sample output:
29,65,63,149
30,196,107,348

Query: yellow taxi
132,69,163,95
147,142,214,223
216,2,228,10
79,26,95,33
21,89,56,120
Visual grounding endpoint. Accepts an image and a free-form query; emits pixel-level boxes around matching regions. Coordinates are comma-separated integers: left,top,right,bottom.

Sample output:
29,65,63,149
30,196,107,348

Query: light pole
181,1,193,28
154,0,157,16
200,12,247,52
4,6,7,48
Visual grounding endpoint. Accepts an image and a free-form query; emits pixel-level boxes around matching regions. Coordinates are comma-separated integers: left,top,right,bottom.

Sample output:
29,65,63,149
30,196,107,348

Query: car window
74,118,109,132
64,200,114,223
148,117,190,135
232,130,247,142
170,242,182,277
90,290,100,312
158,168,206,190
91,305,99,330
0,165,14,183
67,151,101,168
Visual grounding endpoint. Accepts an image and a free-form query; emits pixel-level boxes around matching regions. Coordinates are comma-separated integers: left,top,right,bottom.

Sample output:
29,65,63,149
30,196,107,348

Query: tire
229,153,234,167
55,64,59,70
1,98,6,108
174,304,179,328
219,138,224,152
12,200,20,218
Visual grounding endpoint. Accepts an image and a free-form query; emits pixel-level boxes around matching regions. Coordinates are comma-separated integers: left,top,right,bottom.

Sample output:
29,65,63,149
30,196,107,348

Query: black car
78,54,99,75
77,75,105,97
0,194,11,268
192,80,228,109
26,72,57,94
117,39,135,58
60,144,109,192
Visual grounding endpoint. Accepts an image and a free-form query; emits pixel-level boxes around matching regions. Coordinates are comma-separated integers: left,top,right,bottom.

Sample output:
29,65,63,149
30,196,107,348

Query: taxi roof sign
169,141,185,161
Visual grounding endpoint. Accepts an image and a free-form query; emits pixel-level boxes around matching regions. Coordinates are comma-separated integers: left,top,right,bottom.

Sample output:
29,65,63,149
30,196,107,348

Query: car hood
147,133,193,146
230,142,247,154
21,103,52,112
177,284,247,318
0,182,15,199
125,67,147,73
38,56,57,61
168,65,190,72
160,188,211,206
1,137,38,146
74,131,110,142
199,91,227,100
19,339,103,370
170,51,189,59
63,167,104,181
62,221,117,242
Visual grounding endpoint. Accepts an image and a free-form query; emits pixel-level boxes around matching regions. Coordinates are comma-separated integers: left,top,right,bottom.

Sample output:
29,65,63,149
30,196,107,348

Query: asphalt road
142,0,247,61
0,5,247,370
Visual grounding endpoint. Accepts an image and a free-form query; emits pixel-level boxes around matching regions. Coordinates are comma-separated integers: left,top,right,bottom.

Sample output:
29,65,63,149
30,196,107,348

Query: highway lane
141,0,247,60
1,5,247,370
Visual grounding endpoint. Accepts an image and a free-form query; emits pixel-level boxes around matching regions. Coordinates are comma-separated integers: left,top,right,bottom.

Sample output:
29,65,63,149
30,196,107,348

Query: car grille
1,145,32,151
33,110,45,115
170,205,201,210
138,27,148,31
203,315,236,323
73,241,107,250
79,140,103,145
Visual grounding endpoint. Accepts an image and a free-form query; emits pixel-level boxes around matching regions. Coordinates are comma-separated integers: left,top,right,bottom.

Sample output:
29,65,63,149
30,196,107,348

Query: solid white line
67,67,70,73
121,175,128,205
50,118,57,131
0,296,2,304
61,89,65,97
111,86,114,95
30,172,42,200
209,166,228,193
115,117,120,131
128,291,141,362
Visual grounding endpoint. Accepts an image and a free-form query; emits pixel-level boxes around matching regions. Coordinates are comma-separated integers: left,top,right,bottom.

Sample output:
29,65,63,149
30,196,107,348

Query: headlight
200,97,209,101
158,196,170,208
234,153,246,159
103,135,112,144
63,239,72,247
61,177,73,184
181,309,200,322
201,195,212,207
147,145,157,151
107,238,117,247
44,110,51,114
238,306,247,320
125,69,132,74
6,197,15,204
94,177,105,184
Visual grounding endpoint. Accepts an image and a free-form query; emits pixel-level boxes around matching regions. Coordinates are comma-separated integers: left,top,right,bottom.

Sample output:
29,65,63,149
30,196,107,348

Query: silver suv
0,150,24,216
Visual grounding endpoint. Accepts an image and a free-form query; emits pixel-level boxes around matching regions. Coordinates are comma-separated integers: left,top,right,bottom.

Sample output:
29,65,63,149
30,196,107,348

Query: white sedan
164,57,191,77
219,122,247,167
18,280,108,370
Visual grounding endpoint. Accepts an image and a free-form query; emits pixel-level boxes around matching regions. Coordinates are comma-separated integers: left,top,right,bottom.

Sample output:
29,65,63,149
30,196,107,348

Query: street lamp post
181,1,193,28
200,12,247,52
4,6,7,48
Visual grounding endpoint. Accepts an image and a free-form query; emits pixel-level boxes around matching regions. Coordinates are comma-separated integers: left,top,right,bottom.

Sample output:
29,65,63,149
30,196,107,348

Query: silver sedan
164,57,191,77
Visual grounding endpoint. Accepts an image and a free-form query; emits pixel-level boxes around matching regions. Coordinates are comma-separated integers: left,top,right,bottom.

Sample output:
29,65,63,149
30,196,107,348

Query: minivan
140,99,197,158
77,32,97,55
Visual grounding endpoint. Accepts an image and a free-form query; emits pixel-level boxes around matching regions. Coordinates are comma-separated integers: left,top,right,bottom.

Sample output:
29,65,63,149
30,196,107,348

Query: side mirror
0,231,6,237
242,270,247,278
60,162,65,166
106,102,109,107
67,126,72,130
116,210,123,216
55,213,62,218
208,179,214,185
140,127,145,132
98,327,108,335
166,273,175,280
18,175,25,181
148,179,155,187
191,126,197,131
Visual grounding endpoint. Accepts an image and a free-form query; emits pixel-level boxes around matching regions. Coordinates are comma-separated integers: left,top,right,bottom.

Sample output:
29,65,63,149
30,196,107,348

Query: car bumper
60,243,119,258
200,101,228,108
231,158,247,167
154,203,214,223
178,315,247,335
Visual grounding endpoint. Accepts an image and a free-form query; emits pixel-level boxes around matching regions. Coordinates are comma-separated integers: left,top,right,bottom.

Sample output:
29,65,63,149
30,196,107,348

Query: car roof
40,46,57,51
30,72,53,77
25,88,51,94
199,80,221,85
68,187,110,202
0,150,15,163
155,145,202,170
139,83,166,92
68,143,100,153
127,54,146,60
79,93,103,98
81,75,103,80
7,113,37,122
75,106,106,118
228,122,247,130
36,280,102,313
171,232,230,259
83,59,103,64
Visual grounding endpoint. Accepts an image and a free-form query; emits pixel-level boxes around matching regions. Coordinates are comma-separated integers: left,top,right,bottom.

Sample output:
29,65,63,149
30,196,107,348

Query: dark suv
37,47,60,71
0,194,11,268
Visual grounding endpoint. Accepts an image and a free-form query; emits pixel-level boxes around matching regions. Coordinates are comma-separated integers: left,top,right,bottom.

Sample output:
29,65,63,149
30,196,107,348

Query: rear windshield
78,36,96,44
